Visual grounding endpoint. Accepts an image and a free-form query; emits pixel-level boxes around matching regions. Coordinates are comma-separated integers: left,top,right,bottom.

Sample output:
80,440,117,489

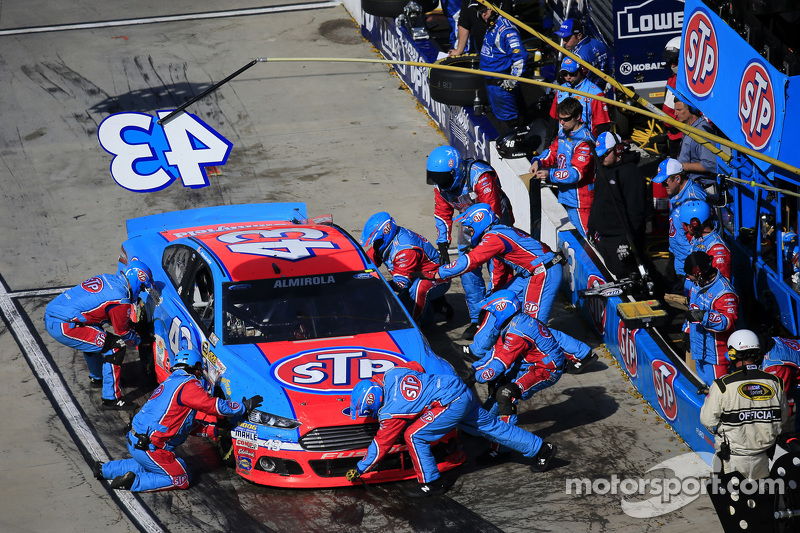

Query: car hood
218,328,454,432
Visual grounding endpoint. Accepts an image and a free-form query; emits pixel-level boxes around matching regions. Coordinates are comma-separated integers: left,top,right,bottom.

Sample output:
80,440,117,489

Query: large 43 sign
98,111,232,192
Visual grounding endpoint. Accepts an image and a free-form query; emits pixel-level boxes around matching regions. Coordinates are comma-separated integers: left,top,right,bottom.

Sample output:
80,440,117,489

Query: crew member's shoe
102,398,136,410
530,442,557,473
475,448,511,465
92,461,105,480
110,472,136,490
566,352,598,374
89,377,103,388
461,323,479,341
406,477,451,498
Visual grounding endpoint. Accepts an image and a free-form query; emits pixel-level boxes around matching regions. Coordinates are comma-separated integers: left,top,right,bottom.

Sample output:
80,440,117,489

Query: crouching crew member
93,349,262,492
44,260,157,410
346,363,557,497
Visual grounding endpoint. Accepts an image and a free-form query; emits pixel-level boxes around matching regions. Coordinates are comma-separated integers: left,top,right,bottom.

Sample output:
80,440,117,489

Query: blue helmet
361,212,398,261
679,200,712,235
350,379,383,420
456,203,498,247
479,289,520,326
124,260,154,297
172,348,203,372
426,145,462,190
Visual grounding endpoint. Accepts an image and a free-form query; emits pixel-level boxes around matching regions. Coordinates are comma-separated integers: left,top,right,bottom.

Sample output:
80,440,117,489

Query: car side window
162,245,196,292
190,264,214,333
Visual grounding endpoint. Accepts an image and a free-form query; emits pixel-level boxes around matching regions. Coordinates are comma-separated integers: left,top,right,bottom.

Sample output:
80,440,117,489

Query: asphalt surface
0,2,723,532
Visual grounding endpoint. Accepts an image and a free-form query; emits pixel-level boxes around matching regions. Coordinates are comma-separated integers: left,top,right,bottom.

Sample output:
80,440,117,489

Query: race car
120,203,464,488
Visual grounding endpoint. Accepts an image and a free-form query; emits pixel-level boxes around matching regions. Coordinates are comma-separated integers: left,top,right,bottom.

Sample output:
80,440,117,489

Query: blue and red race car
120,202,464,488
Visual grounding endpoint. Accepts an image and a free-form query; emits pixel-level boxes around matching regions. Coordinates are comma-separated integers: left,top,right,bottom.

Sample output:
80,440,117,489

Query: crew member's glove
345,468,362,482
103,348,127,366
463,373,477,388
438,243,451,265
685,309,705,323
500,79,517,91
242,395,263,415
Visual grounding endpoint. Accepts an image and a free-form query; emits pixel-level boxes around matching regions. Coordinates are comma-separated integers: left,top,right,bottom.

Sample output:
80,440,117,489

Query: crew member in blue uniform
652,158,707,291
44,260,156,409
432,203,563,324
93,349,262,492
427,145,514,339
346,362,557,496
463,290,594,461
475,2,528,129
361,212,452,324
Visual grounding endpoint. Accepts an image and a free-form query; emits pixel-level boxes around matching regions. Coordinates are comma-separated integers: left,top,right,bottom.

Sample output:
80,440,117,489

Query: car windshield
222,271,414,344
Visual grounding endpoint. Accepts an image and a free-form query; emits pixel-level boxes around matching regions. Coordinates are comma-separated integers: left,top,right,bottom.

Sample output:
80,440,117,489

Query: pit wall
350,1,716,458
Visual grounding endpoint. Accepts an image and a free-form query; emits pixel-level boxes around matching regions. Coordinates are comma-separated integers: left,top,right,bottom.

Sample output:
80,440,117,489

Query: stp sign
738,60,775,151
652,360,678,421
684,10,718,97
271,347,408,394
618,323,638,377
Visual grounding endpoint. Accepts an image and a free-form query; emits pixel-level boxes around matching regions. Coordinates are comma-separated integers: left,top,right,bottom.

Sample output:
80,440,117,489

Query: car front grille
299,423,379,452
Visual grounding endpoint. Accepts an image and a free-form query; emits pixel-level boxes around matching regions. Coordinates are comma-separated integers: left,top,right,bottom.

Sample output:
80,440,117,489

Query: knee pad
495,383,522,416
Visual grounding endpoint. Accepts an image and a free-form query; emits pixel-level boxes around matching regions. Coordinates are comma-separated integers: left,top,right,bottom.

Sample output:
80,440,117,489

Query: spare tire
362,0,438,18
429,54,488,107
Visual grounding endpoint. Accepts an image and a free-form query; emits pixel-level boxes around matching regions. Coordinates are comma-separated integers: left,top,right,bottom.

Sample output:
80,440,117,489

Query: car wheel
361,0,437,18
214,387,237,468
429,54,488,107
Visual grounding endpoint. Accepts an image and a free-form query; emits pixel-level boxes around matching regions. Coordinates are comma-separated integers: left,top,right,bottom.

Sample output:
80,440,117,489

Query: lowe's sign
613,0,684,87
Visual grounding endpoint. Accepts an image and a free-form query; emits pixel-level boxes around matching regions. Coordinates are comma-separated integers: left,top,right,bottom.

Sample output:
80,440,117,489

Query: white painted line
0,2,341,36
9,287,69,297
0,282,164,533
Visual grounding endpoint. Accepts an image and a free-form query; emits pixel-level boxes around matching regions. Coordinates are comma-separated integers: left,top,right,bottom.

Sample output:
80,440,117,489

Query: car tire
213,388,237,467
361,0,438,18
429,54,488,107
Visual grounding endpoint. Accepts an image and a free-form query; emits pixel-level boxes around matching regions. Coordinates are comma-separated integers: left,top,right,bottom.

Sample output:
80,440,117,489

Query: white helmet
726,329,761,362
663,36,680,66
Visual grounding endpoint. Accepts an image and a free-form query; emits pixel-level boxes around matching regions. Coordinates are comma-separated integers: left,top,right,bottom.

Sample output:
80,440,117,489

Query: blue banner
677,0,788,172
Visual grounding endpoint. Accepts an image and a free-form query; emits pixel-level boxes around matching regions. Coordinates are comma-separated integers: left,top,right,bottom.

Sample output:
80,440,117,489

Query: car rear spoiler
125,202,308,238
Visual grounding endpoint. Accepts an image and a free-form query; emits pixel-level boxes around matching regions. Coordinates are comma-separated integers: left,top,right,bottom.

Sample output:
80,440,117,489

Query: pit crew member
346,363,557,496
475,1,528,129
761,335,800,431
431,203,563,324
530,97,595,238
652,158,707,290
466,290,596,374
361,212,452,324
44,260,156,410
684,251,740,387
464,290,594,462
93,348,262,492
681,199,731,280
427,145,514,339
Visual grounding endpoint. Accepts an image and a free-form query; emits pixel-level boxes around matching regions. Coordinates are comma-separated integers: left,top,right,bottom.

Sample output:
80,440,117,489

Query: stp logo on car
738,60,775,151
684,9,718,97
652,360,678,421
271,347,409,393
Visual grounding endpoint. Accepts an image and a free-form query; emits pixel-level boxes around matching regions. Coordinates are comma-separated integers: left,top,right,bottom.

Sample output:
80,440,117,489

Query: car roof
160,221,370,281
